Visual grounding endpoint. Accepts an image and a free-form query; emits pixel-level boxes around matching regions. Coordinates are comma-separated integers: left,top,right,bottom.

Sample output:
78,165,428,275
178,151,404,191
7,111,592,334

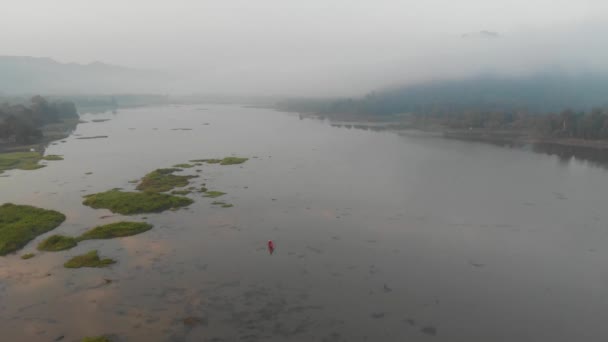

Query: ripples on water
1,105,608,341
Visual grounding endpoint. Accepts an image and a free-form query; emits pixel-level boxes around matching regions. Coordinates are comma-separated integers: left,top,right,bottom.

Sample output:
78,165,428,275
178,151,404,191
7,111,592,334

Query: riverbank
0,118,80,154
298,111,608,166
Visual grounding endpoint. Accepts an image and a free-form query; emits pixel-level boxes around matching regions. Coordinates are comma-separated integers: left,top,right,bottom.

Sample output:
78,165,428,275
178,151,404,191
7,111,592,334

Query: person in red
267,240,275,254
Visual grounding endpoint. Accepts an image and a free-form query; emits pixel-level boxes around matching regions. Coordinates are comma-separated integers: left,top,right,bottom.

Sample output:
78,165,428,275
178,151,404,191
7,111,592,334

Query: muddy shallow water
2,105,608,341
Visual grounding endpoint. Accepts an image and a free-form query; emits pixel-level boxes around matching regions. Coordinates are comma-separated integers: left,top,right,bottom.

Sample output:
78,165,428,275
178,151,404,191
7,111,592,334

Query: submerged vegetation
0,203,66,255
171,189,191,195
83,189,193,214
21,253,35,259
190,157,248,165
206,158,222,163
136,168,197,193
64,250,115,268
173,163,194,168
37,234,77,251
212,201,233,208
79,222,153,240
203,191,226,198
0,152,45,173
220,157,248,165
42,154,63,161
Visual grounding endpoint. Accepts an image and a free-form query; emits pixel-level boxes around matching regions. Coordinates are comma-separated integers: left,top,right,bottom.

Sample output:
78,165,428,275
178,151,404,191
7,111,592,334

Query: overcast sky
3,0,608,95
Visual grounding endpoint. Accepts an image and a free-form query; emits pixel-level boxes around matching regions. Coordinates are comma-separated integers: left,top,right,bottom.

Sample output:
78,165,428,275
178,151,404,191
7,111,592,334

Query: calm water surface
1,105,608,341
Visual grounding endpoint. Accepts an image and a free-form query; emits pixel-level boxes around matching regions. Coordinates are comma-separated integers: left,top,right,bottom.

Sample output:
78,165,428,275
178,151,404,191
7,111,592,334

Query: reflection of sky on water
2,105,608,340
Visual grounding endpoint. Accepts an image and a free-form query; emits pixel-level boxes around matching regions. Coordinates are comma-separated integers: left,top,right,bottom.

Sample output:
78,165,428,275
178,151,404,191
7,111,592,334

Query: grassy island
37,235,78,251
83,190,193,214
136,168,197,193
64,250,116,268
79,222,153,240
0,203,66,255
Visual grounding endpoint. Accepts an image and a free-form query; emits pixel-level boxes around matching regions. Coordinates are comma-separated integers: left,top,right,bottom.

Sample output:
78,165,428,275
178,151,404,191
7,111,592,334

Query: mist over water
2,1,608,95
3,1,608,341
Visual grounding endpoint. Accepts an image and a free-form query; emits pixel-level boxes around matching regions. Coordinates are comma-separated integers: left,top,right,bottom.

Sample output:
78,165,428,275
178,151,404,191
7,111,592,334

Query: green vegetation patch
42,154,64,161
0,152,45,173
21,253,35,260
136,168,197,193
64,250,115,268
82,337,111,342
0,203,66,256
190,157,248,165
171,190,191,195
37,234,78,251
173,163,194,168
203,191,226,198
212,201,233,208
200,158,222,164
79,222,153,240
220,157,248,165
83,189,193,215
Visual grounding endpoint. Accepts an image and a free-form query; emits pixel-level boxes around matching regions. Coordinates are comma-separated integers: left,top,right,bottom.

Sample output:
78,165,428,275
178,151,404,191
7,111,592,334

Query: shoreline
297,112,608,166
300,112,608,150
0,118,79,154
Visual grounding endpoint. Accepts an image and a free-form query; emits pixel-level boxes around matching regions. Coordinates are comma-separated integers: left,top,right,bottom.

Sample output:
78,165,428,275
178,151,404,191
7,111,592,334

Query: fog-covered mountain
280,71,608,116
0,56,171,95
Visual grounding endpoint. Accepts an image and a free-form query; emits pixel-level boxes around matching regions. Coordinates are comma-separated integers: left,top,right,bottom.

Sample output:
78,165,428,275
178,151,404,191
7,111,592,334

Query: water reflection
2,105,608,341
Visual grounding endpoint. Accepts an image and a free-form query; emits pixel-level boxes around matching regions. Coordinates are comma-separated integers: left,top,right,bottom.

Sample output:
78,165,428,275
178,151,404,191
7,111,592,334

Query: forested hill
279,72,608,116
0,56,169,94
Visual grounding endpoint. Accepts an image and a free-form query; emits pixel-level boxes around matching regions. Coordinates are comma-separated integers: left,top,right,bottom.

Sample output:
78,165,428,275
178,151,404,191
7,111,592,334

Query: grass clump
21,253,35,259
212,201,233,208
83,189,193,215
82,337,111,342
42,154,63,161
79,222,153,240
203,191,226,198
136,168,197,193
173,163,194,168
0,203,66,256
220,157,248,165
64,250,115,268
0,152,45,172
171,190,191,195
37,234,78,251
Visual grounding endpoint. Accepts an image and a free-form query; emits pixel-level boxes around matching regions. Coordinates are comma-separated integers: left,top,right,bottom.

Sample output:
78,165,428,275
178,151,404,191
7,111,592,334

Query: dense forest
278,72,608,140
0,96,78,144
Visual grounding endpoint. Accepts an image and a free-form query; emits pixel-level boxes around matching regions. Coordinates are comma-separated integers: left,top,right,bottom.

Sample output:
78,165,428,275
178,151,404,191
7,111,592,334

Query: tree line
0,96,78,144
278,72,608,141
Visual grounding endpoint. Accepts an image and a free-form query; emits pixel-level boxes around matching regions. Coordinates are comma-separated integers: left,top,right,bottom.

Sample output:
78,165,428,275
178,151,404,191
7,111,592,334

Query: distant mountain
0,56,170,95
279,71,608,116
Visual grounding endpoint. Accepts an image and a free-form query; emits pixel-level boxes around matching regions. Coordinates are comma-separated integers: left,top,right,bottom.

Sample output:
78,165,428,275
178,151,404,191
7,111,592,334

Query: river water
1,105,608,341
